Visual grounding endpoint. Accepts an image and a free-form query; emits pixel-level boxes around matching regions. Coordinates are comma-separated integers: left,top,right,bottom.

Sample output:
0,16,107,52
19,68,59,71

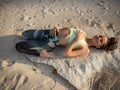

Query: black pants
16,29,58,56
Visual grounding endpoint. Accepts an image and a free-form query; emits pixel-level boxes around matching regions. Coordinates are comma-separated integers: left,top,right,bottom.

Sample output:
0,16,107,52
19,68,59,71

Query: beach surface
0,0,120,90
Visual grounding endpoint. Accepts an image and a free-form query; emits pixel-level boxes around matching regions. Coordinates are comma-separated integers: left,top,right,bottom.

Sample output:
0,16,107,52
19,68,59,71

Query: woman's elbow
83,49,90,57
62,51,71,57
77,48,90,57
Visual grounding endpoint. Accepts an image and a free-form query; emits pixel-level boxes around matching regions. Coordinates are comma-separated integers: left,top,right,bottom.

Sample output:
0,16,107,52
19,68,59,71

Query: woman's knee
15,42,26,52
22,30,35,39
15,42,22,52
22,31,29,39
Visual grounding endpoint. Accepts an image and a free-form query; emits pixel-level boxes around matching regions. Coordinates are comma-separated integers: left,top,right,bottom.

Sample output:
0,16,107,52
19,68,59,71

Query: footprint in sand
31,78,56,90
1,74,28,90
44,78,56,89
0,60,15,70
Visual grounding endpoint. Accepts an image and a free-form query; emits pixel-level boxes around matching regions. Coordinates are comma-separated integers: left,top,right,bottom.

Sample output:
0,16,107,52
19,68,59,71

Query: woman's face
91,35,108,48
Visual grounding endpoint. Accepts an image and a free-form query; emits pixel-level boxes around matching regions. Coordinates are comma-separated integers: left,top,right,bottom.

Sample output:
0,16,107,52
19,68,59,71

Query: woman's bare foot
40,49,57,58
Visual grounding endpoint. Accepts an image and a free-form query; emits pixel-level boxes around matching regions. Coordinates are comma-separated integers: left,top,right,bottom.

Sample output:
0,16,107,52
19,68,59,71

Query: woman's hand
40,49,57,58
50,25,62,36
76,30,86,40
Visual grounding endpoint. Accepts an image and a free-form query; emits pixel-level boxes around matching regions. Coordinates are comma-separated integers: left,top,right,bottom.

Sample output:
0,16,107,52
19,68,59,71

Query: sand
0,0,120,90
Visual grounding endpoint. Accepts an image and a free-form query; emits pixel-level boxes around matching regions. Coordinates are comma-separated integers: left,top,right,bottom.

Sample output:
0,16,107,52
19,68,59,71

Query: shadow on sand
0,35,76,90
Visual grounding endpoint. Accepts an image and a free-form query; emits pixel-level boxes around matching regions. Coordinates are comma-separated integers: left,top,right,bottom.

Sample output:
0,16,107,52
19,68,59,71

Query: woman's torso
58,28,88,48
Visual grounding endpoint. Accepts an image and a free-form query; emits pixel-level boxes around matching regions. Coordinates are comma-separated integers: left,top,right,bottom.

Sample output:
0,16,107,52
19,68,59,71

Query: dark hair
100,37,119,51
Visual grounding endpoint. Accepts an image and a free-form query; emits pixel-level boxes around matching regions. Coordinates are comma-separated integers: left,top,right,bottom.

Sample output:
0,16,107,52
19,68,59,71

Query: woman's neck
86,38,94,47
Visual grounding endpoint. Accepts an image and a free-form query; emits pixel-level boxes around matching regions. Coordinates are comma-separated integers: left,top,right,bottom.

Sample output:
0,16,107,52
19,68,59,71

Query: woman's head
102,37,119,51
91,35,119,51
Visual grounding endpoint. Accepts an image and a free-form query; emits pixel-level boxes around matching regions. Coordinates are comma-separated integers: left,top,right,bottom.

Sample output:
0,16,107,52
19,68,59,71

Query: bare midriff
58,28,70,46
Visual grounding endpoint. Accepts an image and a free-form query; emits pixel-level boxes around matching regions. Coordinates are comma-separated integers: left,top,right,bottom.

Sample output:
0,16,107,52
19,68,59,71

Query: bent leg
16,40,41,56
22,30,36,40
15,39,54,56
22,29,51,40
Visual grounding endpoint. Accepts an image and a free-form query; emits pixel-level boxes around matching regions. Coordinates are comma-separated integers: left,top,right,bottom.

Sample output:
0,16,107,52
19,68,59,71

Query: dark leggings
16,29,54,56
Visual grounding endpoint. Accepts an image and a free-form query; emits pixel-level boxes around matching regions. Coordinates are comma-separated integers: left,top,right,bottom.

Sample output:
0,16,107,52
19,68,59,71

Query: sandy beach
0,0,120,90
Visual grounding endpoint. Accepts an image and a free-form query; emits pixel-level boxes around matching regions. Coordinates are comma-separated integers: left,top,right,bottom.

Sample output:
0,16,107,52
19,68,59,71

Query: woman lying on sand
16,26,119,58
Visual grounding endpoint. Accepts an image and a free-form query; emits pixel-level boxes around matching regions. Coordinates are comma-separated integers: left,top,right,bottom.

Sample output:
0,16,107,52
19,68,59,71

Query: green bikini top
68,28,87,48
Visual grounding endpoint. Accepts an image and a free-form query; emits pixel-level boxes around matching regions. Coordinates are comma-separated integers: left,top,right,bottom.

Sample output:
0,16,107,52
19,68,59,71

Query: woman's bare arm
62,45,89,57
62,38,89,57
62,31,89,57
